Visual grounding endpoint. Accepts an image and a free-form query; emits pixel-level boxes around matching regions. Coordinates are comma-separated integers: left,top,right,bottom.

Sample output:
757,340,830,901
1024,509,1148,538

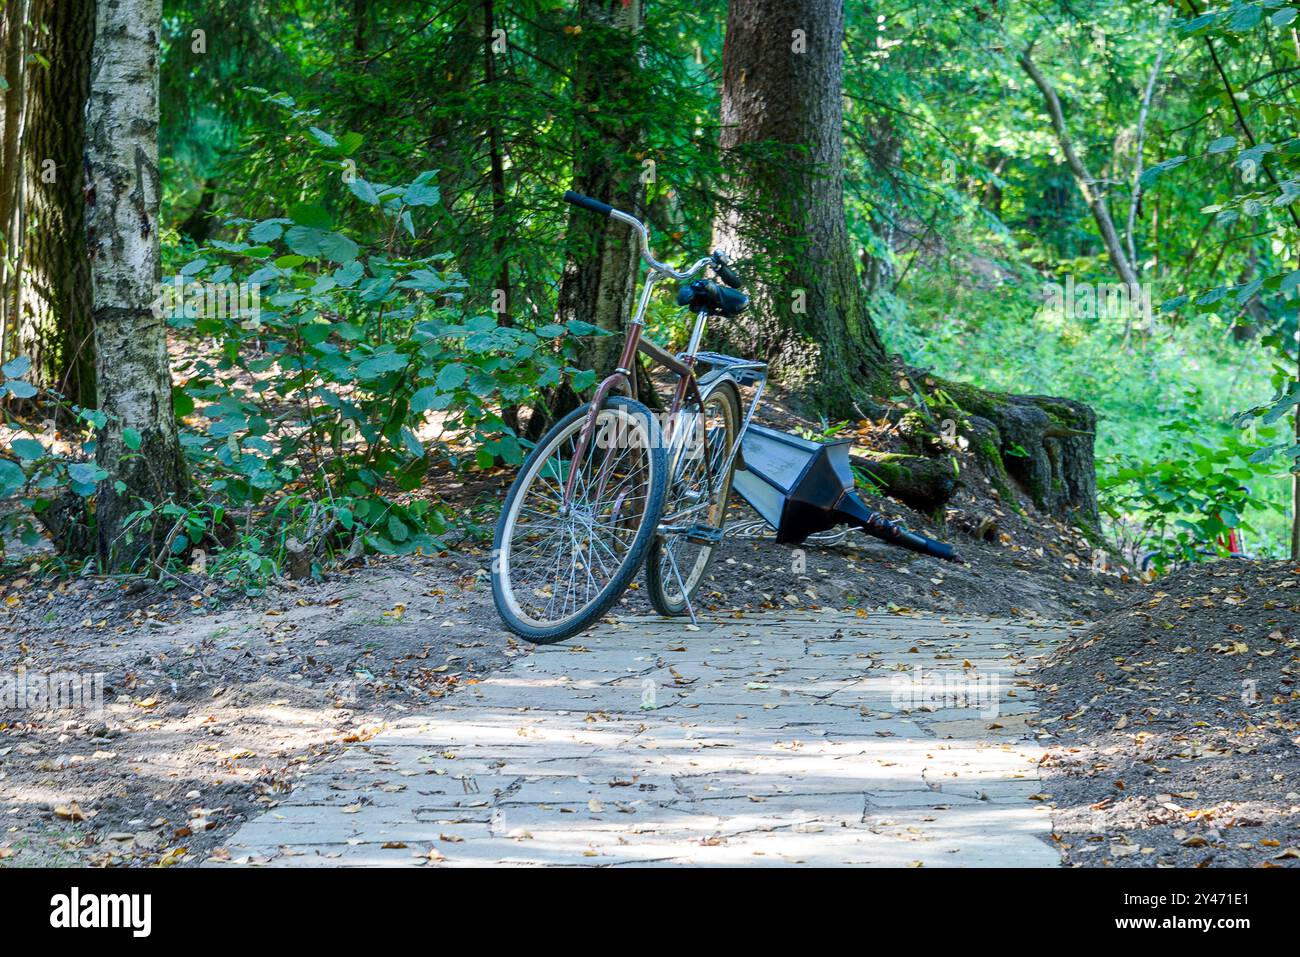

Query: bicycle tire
492,395,667,643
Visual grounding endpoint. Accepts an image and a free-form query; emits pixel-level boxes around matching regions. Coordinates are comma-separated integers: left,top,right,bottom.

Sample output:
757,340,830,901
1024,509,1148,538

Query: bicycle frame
560,209,759,511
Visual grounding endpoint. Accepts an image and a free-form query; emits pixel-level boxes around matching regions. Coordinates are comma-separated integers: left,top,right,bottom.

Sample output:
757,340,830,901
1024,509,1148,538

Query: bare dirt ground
0,489,1137,867
0,554,517,866
1038,561,1300,868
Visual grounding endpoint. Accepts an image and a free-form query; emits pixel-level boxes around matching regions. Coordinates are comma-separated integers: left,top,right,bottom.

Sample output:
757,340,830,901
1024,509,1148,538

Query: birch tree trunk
713,0,891,417
1126,38,1168,269
86,0,186,568
19,0,96,408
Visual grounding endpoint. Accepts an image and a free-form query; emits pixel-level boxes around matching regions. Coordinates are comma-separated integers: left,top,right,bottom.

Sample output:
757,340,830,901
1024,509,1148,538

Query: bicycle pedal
684,524,725,545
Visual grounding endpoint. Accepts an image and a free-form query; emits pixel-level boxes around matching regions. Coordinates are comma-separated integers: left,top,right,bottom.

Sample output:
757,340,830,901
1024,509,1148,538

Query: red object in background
1212,513,1243,555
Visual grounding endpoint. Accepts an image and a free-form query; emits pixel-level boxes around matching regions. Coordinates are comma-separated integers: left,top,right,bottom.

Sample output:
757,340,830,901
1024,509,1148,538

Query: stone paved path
214,611,1075,867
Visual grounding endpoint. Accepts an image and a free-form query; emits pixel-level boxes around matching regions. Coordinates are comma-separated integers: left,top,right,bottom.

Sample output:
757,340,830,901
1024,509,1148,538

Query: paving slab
213,611,1074,867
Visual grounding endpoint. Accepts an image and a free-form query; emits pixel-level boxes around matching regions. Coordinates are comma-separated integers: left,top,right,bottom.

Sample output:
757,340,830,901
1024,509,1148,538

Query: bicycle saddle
676,279,749,318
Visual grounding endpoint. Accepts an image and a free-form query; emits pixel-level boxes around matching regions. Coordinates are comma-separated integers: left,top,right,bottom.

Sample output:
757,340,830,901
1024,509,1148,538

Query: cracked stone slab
213,611,1072,867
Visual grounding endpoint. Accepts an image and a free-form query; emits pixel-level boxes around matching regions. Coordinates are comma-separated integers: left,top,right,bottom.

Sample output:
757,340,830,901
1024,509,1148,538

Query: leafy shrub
1099,420,1279,571
163,98,582,575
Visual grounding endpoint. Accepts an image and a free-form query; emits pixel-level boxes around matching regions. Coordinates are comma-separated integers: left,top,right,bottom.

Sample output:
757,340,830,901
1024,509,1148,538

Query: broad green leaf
404,172,441,207
334,260,365,288
248,219,288,243
1230,5,1261,31
347,177,381,205
337,131,364,156
308,126,339,149
0,459,23,495
1139,155,1187,186
289,203,333,230
9,438,44,460
356,353,408,378
410,386,439,413
435,363,468,391
67,461,107,485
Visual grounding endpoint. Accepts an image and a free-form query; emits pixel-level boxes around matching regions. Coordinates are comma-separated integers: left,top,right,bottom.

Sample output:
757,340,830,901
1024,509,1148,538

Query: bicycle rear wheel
645,379,741,617
492,396,667,643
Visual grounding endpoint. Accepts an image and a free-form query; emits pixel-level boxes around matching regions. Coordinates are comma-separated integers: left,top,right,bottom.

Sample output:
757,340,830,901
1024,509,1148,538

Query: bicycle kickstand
662,542,698,626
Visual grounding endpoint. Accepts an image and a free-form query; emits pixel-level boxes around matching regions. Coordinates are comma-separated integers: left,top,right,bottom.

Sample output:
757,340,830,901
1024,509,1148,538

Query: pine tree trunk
18,0,96,408
712,0,1100,528
713,0,891,417
86,0,186,568
554,0,645,396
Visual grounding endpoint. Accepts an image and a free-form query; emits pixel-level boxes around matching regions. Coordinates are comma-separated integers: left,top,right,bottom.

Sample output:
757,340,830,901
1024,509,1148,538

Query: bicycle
491,190,762,643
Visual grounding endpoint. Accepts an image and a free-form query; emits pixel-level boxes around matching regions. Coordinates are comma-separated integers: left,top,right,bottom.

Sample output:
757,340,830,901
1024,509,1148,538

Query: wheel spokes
656,394,734,605
504,409,654,626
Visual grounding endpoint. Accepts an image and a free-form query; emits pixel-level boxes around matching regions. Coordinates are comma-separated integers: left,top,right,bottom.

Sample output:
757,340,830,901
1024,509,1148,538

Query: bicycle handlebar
562,189,740,287
711,252,743,290
562,190,613,217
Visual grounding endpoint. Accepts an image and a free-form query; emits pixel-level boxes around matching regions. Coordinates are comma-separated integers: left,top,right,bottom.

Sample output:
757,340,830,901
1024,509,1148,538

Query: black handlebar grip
563,190,613,217
716,262,743,290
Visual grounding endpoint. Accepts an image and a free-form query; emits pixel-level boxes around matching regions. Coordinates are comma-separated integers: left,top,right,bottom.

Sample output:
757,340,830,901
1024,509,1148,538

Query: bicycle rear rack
691,351,768,388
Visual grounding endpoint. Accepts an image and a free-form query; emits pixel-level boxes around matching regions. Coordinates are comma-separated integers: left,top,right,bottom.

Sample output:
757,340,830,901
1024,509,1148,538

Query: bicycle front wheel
492,396,667,643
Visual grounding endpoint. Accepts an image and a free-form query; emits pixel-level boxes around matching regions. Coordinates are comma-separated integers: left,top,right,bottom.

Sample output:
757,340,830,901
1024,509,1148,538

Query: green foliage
0,379,112,560
1099,421,1278,572
884,247,1291,558
162,104,580,576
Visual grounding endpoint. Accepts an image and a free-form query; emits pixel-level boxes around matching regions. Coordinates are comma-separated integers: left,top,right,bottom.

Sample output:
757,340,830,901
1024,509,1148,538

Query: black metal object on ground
731,424,960,562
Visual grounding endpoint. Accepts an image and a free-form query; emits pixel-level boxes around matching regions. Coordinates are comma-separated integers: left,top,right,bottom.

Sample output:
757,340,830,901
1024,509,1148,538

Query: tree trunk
0,0,30,362
17,0,96,408
852,450,957,516
1018,48,1140,290
981,150,1008,215
714,0,891,417
707,1,1099,530
554,0,645,397
86,0,186,568
859,113,900,298
1126,41,1167,270
483,0,518,435
177,181,215,244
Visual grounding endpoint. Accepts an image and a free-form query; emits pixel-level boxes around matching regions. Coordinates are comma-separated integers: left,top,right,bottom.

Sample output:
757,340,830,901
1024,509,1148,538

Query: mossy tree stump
919,372,1099,528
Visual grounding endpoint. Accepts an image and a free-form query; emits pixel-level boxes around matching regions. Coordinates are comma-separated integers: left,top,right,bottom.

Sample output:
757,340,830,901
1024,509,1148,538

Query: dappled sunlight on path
213,611,1075,867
